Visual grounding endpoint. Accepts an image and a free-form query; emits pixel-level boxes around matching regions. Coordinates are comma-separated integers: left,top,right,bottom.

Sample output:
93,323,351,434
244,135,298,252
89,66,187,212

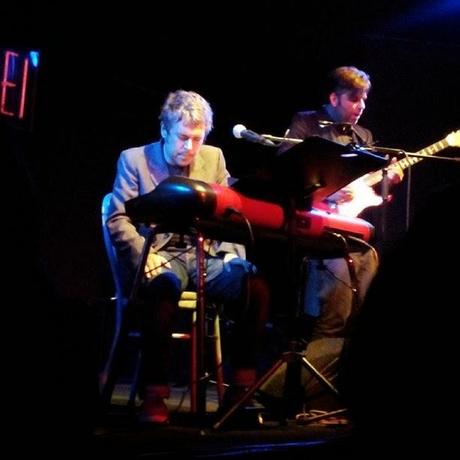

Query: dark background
2,1,459,448
1,1,460,298
2,0,459,306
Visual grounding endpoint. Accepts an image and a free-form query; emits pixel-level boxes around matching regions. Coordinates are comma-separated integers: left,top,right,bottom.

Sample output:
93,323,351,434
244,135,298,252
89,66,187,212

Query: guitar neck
363,137,450,187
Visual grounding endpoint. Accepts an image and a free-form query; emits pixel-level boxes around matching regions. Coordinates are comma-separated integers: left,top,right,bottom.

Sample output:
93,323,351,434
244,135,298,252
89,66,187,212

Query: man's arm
106,150,150,273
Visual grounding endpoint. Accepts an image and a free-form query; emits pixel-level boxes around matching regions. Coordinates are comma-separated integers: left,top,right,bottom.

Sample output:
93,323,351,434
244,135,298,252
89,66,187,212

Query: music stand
233,135,387,209
213,137,387,430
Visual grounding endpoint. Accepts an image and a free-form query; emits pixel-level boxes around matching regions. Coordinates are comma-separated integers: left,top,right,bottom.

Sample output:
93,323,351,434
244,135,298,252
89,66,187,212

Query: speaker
258,337,345,412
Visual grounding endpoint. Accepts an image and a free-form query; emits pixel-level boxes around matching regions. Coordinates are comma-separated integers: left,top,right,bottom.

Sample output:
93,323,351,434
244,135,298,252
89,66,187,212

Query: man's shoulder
119,141,161,165
121,141,158,157
296,110,318,117
199,144,223,157
354,124,372,135
287,110,323,135
353,124,373,144
291,110,322,128
294,110,319,120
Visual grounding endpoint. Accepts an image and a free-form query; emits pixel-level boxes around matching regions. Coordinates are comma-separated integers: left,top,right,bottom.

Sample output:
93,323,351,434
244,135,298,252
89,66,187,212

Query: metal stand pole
191,231,207,417
380,167,390,245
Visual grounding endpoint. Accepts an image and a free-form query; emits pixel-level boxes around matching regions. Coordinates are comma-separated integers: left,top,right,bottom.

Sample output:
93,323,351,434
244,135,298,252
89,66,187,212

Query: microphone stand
262,138,460,162
359,146,460,250
403,152,460,162
359,146,460,162
380,167,390,244
261,134,303,145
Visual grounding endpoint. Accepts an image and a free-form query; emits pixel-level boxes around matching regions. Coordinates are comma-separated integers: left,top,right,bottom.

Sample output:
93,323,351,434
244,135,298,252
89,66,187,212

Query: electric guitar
333,130,460,217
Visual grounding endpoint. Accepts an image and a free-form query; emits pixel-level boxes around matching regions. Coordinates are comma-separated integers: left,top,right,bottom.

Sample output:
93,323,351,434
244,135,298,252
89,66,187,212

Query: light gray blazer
106,140,245,286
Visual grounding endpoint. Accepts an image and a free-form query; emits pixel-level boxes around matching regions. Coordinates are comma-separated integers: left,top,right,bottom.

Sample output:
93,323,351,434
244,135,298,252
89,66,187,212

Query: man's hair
326,66,371,96
160,90,214,135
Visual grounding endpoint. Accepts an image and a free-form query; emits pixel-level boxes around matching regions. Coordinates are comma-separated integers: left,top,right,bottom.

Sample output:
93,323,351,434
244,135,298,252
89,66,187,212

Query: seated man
279,65,402,341
259,66,403,414
106,90,270,424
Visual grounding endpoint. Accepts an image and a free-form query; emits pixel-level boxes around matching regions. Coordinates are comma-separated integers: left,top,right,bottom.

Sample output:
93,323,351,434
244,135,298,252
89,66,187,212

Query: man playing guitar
278,66,398,343
279,65,460,347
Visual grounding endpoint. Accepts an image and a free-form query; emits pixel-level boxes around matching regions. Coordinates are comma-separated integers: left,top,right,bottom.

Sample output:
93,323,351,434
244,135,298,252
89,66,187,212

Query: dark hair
326,66,371,96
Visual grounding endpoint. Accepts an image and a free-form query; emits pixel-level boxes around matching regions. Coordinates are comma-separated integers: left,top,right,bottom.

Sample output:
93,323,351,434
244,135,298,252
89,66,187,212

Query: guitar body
336,179,383,217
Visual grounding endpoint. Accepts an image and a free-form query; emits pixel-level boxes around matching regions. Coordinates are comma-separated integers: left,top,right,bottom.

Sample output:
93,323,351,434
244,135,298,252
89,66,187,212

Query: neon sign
1,48,39,129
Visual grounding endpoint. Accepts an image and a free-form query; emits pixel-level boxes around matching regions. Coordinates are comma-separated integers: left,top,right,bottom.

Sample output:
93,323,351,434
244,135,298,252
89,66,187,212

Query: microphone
232,124,276,146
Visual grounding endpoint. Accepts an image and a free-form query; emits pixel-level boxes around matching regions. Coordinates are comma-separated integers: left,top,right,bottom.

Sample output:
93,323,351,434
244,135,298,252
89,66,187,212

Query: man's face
330,90,367,124
162,120,206,167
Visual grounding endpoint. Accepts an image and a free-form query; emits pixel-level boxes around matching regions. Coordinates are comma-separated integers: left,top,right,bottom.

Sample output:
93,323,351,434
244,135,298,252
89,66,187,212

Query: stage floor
92,383,354,459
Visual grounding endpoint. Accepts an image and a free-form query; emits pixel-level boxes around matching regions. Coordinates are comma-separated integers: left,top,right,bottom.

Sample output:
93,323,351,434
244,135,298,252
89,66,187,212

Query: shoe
138,385,170,425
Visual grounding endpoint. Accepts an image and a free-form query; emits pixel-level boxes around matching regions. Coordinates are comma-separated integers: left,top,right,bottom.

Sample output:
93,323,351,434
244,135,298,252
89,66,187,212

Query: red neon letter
0,50,30,119
1,51,19,117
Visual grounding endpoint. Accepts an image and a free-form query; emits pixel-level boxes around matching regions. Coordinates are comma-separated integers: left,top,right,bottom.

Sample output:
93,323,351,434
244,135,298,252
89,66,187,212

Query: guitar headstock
446,130,460,148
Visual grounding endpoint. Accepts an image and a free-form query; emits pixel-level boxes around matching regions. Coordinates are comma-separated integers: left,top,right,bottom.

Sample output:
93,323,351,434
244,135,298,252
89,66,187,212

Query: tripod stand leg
212,357,285,430
300,355,339,396
212,351,342,430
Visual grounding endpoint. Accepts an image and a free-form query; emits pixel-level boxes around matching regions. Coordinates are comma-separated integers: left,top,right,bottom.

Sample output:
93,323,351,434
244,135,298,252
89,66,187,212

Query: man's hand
144,253,171,279
329,187,354,204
